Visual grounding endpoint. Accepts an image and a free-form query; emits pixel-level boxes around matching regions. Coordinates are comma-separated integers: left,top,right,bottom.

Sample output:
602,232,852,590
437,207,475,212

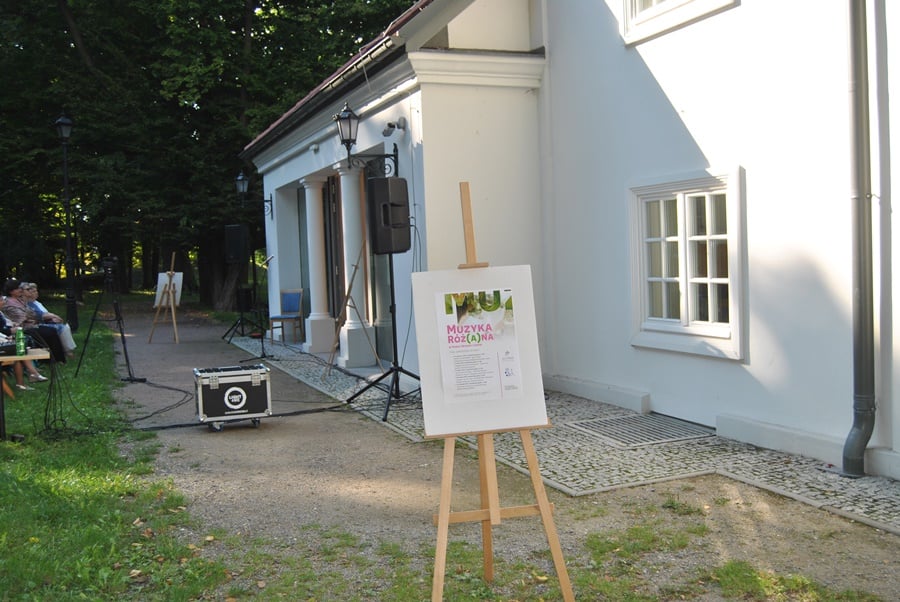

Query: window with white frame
629,169,745,359
623,0,739,45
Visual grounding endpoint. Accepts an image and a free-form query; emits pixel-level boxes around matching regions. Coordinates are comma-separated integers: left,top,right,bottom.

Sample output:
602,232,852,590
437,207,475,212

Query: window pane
711,240,728,277
633,172,741,351
646,200,660,238
690,195,706,235
648,241,662,277
712,194,727,235
693,283,709,321
692,240,707,277
649,281,663,317
665,241,679,277
663,198,678,236
714,283,729,322
665,282,680,319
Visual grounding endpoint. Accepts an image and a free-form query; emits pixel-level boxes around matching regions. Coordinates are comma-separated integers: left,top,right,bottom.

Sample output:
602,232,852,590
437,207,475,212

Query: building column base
337,324,377,368
302,315,336,354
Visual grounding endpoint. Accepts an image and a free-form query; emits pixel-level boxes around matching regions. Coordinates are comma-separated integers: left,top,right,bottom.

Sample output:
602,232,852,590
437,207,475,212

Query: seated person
1,278,67,364
0,295,48,389
19,282,76,356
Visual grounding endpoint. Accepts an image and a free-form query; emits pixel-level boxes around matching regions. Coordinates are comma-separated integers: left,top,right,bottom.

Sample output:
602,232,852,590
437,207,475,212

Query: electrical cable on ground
135,401,349,431
36,330,424,434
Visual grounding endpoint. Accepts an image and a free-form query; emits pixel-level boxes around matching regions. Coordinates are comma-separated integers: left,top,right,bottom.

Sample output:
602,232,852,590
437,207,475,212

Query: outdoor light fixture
332,101,399,177
334,102,360,155
55,113,79,332
235,171,273,219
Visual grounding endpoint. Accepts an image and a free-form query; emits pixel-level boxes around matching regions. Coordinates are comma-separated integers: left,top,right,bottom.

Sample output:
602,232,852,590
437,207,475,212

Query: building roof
240,0,441,160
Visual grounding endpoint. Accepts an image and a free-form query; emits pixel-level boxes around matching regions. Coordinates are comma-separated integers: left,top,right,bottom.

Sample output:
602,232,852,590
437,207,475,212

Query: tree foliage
0,0,413,307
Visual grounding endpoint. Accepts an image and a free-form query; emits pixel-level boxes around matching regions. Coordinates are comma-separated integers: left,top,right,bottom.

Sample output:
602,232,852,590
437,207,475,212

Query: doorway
323,176,345,320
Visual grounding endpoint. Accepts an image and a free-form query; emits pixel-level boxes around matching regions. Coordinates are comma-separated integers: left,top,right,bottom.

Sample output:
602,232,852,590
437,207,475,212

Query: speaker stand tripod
346,253,419,420
222,287,262,343
222,309,255,343
76,262,145,382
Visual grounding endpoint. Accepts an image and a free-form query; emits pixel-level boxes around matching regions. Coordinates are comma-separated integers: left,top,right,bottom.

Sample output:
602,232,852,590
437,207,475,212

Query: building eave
240,0,448,162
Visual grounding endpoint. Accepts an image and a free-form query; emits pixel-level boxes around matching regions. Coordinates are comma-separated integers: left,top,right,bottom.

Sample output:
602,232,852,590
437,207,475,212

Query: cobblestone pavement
232,336,900,535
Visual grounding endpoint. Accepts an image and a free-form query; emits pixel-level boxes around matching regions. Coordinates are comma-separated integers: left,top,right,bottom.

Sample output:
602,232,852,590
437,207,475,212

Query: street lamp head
233,171,272,219
55,114,73,142
235,171,249,196
333,102,359,155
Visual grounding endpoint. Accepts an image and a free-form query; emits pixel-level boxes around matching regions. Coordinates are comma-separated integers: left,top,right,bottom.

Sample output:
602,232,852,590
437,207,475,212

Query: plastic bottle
15,327,26,356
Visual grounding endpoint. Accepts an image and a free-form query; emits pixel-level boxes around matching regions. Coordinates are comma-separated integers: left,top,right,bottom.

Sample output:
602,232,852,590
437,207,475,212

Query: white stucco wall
876,0,899,473
447,0,532,51
418,85,541,272
540,0,894,470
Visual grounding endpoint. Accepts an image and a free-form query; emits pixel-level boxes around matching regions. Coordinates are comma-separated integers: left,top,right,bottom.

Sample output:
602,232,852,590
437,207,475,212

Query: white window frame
623,0,739,45
629,168,745,360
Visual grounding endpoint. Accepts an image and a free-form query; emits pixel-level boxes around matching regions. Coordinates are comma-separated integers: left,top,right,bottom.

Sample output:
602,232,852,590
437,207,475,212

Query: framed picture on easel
149,253,182,343
411,264,548,437
417,183,573,602
152,272,183,308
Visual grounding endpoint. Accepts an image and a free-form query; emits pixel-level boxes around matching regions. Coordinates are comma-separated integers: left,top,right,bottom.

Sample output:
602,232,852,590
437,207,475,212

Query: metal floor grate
568,413,715,448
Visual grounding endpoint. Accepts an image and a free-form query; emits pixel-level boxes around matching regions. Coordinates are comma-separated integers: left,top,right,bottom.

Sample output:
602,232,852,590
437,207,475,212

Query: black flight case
194,364,272,431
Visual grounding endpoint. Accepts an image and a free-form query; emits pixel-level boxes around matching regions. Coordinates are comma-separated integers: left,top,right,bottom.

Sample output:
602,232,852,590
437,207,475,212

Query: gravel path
111,304,900,600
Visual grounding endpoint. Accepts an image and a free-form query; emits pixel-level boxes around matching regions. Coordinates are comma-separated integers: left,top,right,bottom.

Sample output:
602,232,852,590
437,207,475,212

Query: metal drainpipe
842,0,877,477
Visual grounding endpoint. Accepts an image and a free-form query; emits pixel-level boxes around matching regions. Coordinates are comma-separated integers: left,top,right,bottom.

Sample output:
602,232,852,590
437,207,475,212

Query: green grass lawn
0,293,229,600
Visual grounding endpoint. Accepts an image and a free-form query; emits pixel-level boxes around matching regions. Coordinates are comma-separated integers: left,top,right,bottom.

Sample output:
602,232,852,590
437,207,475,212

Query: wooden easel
148,252,180,343
430,182,574,601
456,182,489,270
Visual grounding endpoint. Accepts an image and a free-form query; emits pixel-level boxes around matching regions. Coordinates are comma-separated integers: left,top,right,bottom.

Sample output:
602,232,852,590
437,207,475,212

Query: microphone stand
241,255,275,364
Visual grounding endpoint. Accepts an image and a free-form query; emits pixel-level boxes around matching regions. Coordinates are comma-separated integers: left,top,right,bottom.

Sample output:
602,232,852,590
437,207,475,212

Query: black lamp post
333,102,398,177
55,114,78,332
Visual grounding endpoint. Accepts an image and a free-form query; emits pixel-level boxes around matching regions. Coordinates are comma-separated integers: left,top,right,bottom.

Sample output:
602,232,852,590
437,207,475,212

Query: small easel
429,182,574,601
148,252,180,343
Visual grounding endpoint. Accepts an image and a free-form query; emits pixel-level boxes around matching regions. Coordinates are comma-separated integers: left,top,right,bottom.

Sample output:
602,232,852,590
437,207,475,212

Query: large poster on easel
412,264,548,437
152,272,183,308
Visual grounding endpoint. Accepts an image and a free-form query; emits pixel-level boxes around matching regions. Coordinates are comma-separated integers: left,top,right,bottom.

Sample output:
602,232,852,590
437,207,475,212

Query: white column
337,166,376,367
299,176,332,353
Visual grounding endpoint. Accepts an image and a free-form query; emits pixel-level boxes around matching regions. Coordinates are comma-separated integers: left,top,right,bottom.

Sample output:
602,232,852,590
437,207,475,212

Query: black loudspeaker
367,177,411,255
224,224,249,264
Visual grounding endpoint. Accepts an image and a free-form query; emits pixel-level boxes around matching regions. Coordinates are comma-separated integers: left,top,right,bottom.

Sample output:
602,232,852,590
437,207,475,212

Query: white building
242,0,900,480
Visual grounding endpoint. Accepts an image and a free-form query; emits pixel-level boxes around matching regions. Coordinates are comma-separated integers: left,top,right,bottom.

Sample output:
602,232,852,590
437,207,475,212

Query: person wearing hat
19,282,76,356
0,295,47,389
1,278,67,364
